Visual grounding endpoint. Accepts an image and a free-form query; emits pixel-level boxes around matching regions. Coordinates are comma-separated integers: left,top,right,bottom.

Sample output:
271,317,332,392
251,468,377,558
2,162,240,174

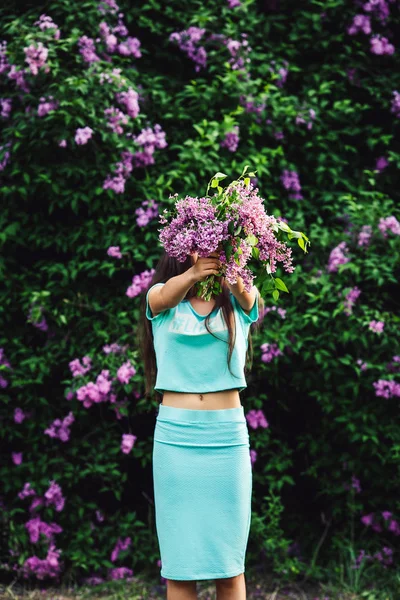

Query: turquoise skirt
152,404,252,581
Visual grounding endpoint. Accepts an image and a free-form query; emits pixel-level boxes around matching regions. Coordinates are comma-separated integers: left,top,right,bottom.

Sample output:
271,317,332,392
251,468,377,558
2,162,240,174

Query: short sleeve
230,287,259,324
145,283,168,322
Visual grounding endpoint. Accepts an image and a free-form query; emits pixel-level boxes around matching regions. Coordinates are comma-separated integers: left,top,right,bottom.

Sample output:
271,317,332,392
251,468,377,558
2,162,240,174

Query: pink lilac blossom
378,216,400,237
103,342,126,354
78,36,100,63
280,169,303,200
121,433,136,454
356,358,368,371
98,0,120,15
368,319,385,333
224,34,251,71
376,156,389,171
24,42,49,75
18,482,37,500
7,65,30,92
108,566,134,580
363,0,392,23
58,139,67,147
386,355,400,373
69,355,92,377
103,149,134,193
76,370,113,408
390,91,400,117
347,14,372,35
44,480,65,511
169,27,207,72
116,360,136,384
239,94,266,118
126,268,155,298
38,96,59,117
261,305,286,319
75,126,93,145
227,0,242,6
130,124,167,169
135,199,159,226
1,98,12,118
107,246,122,258
0,142,11,172
260,342,283,363
358,225,372,246
373,379,400,398
250,449,257,466
269,59,289,87
22,544,62,580
12,452,23,465
34,14,61,39
44,412,75,442
14,408,26,424
111,536,131,562
115,87,140,118
104,107,129,134
220,126,240,152
370,35,395,55
99,21,118,52
343,286,361,316
25,517,63,543
246,409,269,429
118,37,142,58
326,241,350,273
295,108,316,130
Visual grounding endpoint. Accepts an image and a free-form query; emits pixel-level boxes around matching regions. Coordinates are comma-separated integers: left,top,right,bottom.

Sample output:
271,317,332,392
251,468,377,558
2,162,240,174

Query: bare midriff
161,389,241,410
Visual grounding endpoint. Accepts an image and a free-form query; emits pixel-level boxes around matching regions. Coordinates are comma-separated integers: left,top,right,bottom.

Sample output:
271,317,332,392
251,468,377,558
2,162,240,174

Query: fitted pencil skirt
152,404,252,581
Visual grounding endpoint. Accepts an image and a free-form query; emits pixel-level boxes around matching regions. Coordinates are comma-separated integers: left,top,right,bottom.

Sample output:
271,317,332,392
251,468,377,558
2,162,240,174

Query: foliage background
1,0,399,590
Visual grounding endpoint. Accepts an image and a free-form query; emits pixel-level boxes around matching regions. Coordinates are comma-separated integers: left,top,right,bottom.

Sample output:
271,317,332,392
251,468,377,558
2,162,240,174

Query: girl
138,247,264,600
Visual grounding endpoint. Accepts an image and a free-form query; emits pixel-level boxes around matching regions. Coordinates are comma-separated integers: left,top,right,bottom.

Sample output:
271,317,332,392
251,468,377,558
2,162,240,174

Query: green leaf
298,238,306,251
275,278,289,293
272,289,279,301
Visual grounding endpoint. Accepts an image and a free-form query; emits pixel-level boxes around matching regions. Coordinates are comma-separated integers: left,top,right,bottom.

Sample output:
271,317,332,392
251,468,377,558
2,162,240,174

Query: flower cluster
326,241,350,273
126,268,155,298
44,412,75,442
343,286,361,316
378,215,400,237
390,90,400,118
281,169,303,200
260,342,283,363
220,126,240,152
246,409,269,429
357,224,372,246
135,198,159,227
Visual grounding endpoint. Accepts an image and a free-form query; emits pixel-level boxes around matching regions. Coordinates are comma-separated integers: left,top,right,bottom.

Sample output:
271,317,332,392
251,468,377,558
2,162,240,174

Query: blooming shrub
1,0,399,590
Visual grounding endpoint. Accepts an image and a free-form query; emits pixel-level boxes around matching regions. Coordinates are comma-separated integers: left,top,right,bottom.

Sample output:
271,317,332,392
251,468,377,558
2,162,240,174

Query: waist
161,389,241,410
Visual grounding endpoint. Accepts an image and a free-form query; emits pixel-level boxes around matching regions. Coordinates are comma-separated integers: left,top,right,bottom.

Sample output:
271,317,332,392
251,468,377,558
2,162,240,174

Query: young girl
139,248,264,600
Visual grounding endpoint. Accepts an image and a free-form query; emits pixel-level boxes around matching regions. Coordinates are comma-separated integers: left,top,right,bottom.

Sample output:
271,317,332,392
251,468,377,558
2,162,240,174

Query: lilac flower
126,268,155,298
370,35,395,55
1,98,12,118
368,319,385,333
107,246,122,258
131,124,167,168
373,379,400,398
44,480,65,511
220,126,240,152
38,95,59,117
75,126,93,145
269,59,289,87
326,241,350,273
0,40,9,75
12,452,23,465
76,370,112,408
14,407,26,424
224,34,251,71
7,65,30,92
96,509,104,522
169,27,207,72
356,358,368,371
378,216,400,237
109,566,133,580
78,36,100,64
118,37,142,58
390,91,400,118
44,412,75,443
260,342,283,363
24,42,49,75
34,14,61,39
116,360,136,384
250,449,257,466
295,107,316,130
104,107,128,134
227,0,242,6
239,94,266,116
358,224,372,247
98,0,120,15
58,139,67,147
103,342,125,354
69,355,92,377
116,87,140,118
375,156,389,171
111,536,131,562
280,169,303,200
23,544,61,580
245,409,269,429
363,0,391,23
347,14,372,35
121,433,136,454
343,286,361,315
135,199,159,226
0,142,11,172
25,517,63,543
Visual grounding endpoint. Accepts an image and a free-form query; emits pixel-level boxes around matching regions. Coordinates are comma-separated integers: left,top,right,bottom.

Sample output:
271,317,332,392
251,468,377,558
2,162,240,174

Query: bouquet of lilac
158,166,310,301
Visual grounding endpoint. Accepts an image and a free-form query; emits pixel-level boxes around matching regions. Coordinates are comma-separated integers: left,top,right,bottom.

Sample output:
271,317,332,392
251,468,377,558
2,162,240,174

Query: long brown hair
137,249,264,398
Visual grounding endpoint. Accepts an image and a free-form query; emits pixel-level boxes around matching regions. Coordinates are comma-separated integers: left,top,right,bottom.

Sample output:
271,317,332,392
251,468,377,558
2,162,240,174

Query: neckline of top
183,299,219,318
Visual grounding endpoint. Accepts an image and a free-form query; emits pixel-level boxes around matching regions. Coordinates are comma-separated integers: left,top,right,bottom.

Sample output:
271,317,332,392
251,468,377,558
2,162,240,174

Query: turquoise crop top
145,282,260,394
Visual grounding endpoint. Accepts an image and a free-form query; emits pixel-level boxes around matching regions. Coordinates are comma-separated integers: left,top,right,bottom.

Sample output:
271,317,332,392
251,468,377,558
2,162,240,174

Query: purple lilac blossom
370,35,395,55
104,107,128,134
227,0,242,6
356,358,368,371
44,412,75,442
126,268,155,298
107,246,122,258
390,91,400,117
115,87,140,118
111,536,131,562
25,517,62,543
118,37,141,58
260,342,283,363
108,567,134,580
280,169,303,200
378,216,400,237
121,433,136,454
220,126,240,152
78,36,100,63
295,108,316,130
376,156,389,171
368,319,385,333
38,96,59,117
135,199,159,226
44,481,65,511
34,14,61,39
14,407,26,424
373,379,400,398
7,65,30,92
1,98,12,118
75,127,93,145
169,27,207,72
23,544,62,579
58,139,67,147
250,449,257,466
69,355,92,376
246,409,269,429
224,34,251,71
0,143,11,172
326,241,350,273
347,14,372,35
363,0,392,23
98,0,120,15
24,42,49,75
12,452,23,465
358,225,372,246
269,59,289,87
343,286,361,315
116,360,136,384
